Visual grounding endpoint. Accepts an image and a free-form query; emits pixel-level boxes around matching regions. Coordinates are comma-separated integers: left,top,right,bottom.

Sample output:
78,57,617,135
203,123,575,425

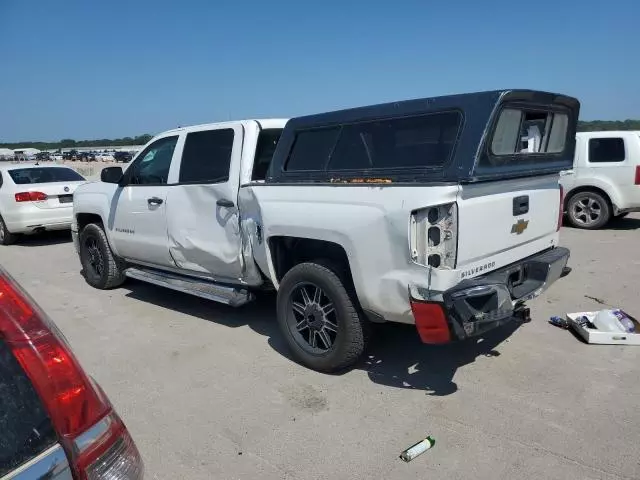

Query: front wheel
79,223,126,289
566,191,611,229
276,262,368,372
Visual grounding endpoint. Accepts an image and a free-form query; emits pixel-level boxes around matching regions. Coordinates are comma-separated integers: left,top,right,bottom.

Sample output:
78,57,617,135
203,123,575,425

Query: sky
0,0,638,142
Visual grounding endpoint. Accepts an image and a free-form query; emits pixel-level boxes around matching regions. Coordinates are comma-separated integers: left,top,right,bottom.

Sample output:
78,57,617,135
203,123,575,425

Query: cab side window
128,136,178,185
179,129,234,184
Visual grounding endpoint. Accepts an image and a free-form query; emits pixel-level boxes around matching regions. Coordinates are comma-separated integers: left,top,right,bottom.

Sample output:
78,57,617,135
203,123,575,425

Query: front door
110,135,179,267
165,124,244,281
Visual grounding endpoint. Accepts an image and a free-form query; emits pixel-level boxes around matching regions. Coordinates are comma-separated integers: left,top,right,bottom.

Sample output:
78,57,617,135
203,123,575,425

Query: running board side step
125,267,253,307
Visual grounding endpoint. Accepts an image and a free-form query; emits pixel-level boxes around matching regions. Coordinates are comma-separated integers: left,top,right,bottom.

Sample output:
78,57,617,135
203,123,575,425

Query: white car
561,131,640,228
97,152,115,162
0,164,86,244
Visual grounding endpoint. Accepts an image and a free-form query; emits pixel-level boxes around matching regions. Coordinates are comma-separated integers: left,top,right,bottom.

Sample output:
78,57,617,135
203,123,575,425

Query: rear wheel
0,215,18,245
79,223,126,289
277,262,368,372
566,191,611,229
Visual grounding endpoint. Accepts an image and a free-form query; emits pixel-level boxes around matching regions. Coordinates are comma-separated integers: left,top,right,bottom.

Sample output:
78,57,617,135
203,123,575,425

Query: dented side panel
250,184,459,324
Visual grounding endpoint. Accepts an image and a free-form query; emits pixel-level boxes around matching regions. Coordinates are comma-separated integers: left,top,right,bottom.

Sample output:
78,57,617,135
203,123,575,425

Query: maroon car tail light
635,165,640,186
0,269,143,479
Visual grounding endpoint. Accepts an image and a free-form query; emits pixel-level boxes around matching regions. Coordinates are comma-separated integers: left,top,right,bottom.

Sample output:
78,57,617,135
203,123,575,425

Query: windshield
8,167,85,185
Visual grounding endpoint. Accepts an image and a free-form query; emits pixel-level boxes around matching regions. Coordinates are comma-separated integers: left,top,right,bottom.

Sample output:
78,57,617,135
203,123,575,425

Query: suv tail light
635,166,640,185
0,269,143,479
557,185,564,231
15,191,47,202
410,202,458,269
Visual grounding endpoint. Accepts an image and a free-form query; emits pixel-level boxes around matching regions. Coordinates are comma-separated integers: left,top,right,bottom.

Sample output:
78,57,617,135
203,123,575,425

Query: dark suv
114,151,134,163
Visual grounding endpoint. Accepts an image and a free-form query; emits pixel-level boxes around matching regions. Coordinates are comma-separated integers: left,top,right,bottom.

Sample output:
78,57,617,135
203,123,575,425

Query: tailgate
456,175,561,273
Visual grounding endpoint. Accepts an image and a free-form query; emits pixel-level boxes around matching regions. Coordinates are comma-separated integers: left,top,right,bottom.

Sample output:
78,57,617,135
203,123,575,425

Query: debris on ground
584,295,608,306
400,436,435,462
566,310,640,345
549,316,569,329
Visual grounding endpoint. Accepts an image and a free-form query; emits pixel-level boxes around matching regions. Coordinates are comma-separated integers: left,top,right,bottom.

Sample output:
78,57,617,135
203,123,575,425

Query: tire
276,262,368,372
0,216,18,245
566,191,611,229
78,223,126,289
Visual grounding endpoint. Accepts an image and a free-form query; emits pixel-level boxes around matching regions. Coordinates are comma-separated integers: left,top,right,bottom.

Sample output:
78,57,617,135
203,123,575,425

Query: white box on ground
567,311,640,345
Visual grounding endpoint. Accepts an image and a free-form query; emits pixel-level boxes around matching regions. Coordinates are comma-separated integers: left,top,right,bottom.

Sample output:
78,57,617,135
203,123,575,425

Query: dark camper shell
267,89,580,184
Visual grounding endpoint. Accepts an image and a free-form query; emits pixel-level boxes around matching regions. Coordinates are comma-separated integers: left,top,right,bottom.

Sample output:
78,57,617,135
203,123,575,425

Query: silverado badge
511,219,529,235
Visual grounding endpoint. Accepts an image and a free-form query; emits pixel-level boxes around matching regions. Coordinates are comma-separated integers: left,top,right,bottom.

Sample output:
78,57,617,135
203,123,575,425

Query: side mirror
101,166,124,184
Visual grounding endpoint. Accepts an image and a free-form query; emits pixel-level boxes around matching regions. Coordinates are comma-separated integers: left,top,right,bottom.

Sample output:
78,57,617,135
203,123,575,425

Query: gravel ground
0,217,639,480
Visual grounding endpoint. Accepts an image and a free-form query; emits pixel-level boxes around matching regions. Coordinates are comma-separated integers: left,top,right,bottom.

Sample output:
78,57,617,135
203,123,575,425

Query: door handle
147,197,163,206
513,195,529,215
216,198,235,208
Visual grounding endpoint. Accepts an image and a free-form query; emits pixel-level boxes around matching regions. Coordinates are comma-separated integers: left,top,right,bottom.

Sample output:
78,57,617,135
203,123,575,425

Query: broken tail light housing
0,269,143,479
410,300,450,343
410,202,458,269
15,191,47,202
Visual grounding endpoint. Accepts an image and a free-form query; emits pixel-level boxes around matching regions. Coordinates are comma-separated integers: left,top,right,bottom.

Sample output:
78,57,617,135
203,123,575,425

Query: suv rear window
588,137,625,163
285,111,461,173
0,340,57,477
9,167,84,185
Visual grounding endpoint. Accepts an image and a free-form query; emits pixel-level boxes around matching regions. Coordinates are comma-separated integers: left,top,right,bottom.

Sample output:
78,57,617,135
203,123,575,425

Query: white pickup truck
72,89,578,372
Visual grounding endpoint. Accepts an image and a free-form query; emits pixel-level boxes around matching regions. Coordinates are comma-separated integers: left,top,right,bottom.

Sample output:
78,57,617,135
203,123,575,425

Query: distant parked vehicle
35,152,51,162
79,152,96,162
63,150,79,161
114,151,133,163
50,153,63,161
97,152,115,162
0,266,144,479
561,131,640,229
0,165,86,244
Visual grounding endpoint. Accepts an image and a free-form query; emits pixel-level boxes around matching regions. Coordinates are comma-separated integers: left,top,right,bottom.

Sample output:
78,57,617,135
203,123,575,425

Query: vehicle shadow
357,321,521,396
122,279,522,395
122,280,292,357
606,216,640,231
13,230,72,247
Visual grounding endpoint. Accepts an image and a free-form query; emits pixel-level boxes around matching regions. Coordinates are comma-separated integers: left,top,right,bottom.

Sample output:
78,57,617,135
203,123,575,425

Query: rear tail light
635,166,640,185
15,191,47,202
410,202,458,269
0,269,143,479
557,185,564,231
410,300,450,343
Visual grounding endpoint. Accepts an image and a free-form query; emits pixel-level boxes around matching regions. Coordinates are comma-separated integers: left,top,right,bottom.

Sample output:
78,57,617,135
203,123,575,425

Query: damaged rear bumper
414,247,570,342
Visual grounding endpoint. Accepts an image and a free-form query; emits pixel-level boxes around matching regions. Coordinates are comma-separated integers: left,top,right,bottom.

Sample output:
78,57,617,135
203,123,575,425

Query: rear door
165,123,244,280
583,134,640,209
456,106,572,273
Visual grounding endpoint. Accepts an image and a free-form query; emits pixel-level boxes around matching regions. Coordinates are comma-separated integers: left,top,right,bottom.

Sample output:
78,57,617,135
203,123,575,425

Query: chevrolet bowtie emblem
511,219,529,235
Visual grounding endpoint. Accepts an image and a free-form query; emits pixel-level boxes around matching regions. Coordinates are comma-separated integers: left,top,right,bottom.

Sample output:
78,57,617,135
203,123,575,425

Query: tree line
1,121,639,150
0,134,153,150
